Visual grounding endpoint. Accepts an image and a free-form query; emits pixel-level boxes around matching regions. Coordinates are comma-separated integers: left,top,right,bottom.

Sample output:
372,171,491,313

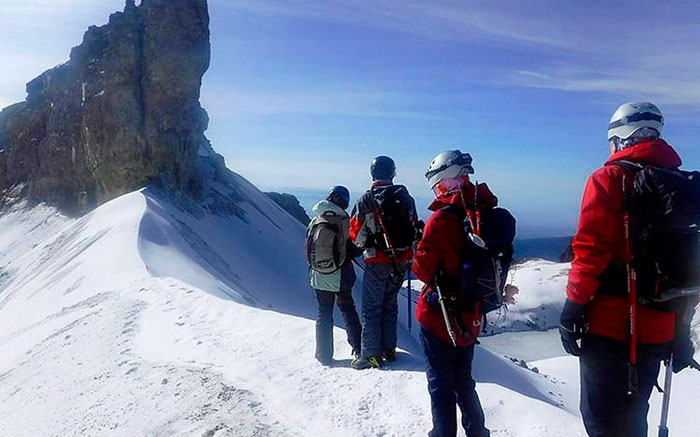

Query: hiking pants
360,262,404,358
580,334,671,437
315,288,362,363
421,327,489,437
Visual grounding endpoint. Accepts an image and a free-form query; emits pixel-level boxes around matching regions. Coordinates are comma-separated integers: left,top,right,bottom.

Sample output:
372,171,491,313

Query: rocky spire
0,0,211,215
125,0,137,13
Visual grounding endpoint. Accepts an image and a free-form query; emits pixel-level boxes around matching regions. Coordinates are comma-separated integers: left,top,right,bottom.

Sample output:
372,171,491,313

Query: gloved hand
361,232,377,249
672,309,697,373
559,299,587,357
425,284,457,311
425,284,441,309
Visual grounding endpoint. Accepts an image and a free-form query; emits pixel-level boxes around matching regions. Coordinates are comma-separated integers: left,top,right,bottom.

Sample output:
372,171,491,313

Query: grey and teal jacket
308,200,360,292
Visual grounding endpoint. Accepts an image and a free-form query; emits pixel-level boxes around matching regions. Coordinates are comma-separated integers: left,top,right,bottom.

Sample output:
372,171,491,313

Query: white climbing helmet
425,150,474,189
607,102,664,141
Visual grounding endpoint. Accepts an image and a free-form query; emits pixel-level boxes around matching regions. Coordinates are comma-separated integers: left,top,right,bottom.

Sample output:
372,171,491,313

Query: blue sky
3,1,700,237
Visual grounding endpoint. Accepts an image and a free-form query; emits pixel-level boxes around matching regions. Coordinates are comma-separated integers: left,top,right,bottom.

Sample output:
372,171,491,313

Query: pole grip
627,363,638,396
658,427,669,437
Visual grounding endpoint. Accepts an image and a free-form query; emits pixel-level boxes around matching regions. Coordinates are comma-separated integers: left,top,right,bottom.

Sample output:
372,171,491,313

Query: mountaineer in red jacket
413,150,506,437
349,156,419,370
561,102,697,436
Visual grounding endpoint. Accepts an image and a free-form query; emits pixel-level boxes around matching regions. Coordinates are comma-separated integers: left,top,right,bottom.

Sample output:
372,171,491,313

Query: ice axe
435,284,458,347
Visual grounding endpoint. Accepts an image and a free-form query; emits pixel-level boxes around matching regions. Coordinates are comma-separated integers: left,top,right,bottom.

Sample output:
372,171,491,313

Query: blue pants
580,334,670,437
421,327,489,437
360,262,404,358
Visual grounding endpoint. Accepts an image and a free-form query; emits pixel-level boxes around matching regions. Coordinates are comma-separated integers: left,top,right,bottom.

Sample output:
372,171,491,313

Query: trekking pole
658,356,673,437
436,284,458,347
623,174,639,396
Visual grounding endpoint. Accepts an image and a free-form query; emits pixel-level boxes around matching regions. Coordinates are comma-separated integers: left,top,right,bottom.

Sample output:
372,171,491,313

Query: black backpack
370,185,416,253
615,161,700,311
440,205,516,315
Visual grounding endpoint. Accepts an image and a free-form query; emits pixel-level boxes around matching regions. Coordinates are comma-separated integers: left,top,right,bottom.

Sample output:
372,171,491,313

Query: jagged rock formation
265,192,311,226
0,0,210,215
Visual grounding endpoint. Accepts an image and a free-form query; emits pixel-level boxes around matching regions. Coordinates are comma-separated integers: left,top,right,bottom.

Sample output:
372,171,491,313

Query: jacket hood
605,139,682,169
428,182,498,211
312,200,348,218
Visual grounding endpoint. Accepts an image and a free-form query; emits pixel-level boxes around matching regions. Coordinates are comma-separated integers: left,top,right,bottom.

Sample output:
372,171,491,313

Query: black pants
421,327,489,437
580,334,671,437
315,289,362,363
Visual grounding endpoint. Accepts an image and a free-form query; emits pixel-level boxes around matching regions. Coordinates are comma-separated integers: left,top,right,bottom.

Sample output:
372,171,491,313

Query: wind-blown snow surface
0,173,697,436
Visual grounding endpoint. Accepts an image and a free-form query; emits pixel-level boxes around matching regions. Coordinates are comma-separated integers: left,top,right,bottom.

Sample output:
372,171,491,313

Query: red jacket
567,139,680,344
413,183,498,346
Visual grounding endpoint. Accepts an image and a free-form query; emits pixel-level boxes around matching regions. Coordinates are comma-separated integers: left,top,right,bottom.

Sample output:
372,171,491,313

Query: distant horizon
262,184,575,239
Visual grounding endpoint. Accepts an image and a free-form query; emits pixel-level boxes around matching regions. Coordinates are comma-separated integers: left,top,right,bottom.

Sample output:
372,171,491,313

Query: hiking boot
351,356,382,370
382,349,397,363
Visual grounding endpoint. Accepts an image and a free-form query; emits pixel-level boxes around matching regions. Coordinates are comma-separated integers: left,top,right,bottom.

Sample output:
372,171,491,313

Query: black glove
363,232,378,249
425,285,441,310
672,309,697,373
559,299,587,357
346,241,363,259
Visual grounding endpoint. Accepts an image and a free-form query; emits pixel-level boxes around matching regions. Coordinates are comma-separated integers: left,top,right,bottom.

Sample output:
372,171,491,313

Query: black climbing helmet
327,185,350,210
370,156,396,181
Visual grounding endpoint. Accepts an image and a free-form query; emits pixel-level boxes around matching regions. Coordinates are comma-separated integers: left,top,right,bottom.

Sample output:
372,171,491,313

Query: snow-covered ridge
0,169,698,436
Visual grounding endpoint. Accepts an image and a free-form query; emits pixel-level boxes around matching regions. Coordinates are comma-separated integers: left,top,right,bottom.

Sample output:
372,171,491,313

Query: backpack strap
611,159,645,171
608,160,646,211
439,204,465,217
321,210,339,218
440,203,482,236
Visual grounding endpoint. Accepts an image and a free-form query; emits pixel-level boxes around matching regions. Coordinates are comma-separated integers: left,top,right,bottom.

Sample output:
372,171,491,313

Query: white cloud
225,0,571,49
511,62,700,111
227,0,700,111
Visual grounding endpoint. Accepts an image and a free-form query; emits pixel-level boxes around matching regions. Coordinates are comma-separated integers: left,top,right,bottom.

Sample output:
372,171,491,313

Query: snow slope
0,164,697,435
0,185,583,436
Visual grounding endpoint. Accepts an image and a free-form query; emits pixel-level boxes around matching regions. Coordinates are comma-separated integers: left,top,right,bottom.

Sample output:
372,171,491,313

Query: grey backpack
305,211,347,273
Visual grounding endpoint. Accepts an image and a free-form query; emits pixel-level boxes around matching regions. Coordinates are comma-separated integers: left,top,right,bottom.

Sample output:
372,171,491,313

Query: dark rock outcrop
0,0,210,215
265,192,311,226
560,238,574,263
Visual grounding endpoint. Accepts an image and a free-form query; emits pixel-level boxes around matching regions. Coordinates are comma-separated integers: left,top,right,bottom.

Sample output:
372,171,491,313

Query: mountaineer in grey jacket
306,186,362,365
